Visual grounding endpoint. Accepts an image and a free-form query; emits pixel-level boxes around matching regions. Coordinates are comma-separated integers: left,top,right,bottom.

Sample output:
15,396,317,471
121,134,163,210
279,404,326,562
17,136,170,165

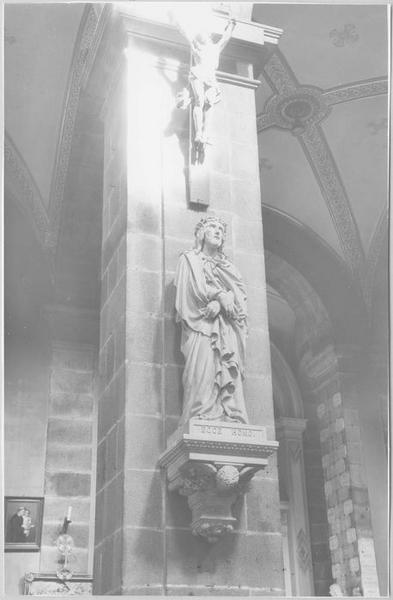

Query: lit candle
67,506,72,521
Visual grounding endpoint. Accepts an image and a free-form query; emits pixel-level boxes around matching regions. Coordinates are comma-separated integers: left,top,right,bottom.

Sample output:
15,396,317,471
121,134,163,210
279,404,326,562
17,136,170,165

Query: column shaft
95,17,282,595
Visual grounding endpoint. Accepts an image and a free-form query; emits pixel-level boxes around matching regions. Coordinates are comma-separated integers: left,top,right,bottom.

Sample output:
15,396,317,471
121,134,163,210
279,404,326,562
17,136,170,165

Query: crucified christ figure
177,18,236,156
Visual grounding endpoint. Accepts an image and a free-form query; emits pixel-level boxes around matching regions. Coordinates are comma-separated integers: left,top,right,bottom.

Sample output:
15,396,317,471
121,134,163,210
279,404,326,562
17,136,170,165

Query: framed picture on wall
4,497,44,551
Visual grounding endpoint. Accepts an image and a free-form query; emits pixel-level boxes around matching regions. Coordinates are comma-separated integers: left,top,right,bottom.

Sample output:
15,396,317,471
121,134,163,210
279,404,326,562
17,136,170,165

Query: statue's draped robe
175,250,249,425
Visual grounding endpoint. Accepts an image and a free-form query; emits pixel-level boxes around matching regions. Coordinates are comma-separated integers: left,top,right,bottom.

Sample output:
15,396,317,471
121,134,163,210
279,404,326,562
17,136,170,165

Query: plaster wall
4,334,50,594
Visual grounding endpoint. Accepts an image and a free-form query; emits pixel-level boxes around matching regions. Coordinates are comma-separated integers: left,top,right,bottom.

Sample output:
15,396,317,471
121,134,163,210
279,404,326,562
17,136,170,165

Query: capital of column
114,3,282,78
93,4,283,126
116,4,282,47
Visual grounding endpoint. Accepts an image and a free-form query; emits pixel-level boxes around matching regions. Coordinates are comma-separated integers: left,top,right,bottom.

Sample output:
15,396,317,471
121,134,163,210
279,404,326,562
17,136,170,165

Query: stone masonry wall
319,381,379,596
162,77,283,596
93,65,127,595
302,393,332,596
303,349,380,596
40,343,96,576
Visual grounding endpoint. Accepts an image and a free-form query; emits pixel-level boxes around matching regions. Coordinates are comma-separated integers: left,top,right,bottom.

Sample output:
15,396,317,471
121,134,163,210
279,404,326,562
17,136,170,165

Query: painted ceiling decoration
329,23,359,48
257,49,388,302
298,124,365,280
323,79,388,106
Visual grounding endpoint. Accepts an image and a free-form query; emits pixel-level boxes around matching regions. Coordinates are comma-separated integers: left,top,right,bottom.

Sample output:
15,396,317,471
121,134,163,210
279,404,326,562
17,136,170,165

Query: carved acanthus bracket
172,461,257,543
159,419,278,543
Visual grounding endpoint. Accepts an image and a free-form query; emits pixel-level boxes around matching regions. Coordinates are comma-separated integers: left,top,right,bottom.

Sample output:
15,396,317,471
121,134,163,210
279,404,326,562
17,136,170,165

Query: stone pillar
300,346,381,596
276,417,314,595
93,49,129,595
94,7,283,595
301,387,331,597
335,346,387,596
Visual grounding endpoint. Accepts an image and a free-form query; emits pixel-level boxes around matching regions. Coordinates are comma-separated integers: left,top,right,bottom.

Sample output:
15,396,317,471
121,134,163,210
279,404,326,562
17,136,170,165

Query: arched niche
271,342,314,596
271,341,303,420
265,246,387,595
263,205,368,350
266,251,334,596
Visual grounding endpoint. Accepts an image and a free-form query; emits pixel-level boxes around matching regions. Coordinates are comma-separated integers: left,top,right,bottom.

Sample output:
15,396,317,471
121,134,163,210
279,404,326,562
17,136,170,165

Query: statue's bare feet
194,138,206,164
195,134,204,146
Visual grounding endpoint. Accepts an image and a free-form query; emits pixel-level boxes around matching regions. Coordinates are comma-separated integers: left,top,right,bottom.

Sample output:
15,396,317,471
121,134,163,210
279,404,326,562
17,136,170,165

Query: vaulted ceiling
253,3,388,305
5,4,84,207
4,3,389,344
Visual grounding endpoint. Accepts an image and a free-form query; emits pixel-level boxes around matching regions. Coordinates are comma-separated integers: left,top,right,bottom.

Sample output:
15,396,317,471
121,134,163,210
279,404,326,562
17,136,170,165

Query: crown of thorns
194,216,227,238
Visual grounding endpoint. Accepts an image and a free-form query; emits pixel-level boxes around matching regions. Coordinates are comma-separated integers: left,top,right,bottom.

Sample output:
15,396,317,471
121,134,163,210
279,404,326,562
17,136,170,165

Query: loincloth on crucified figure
175,17,236,156
176,70,221,111
189,64,222,107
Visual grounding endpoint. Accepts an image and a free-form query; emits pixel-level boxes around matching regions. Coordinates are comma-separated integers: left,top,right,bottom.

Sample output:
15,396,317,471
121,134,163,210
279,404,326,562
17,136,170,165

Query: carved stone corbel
159,419,278,542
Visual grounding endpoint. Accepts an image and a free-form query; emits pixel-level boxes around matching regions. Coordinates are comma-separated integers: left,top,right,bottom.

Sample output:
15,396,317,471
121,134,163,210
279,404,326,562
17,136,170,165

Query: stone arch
270,341,303,419
270,343,315,595
4,132,51,254
265,250,334,362
263,205,368,351
265,249,384,595
266,250,335,595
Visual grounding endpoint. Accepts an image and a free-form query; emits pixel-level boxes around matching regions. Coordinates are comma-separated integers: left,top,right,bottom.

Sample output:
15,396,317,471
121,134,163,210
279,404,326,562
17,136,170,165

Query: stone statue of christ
174,216,249,426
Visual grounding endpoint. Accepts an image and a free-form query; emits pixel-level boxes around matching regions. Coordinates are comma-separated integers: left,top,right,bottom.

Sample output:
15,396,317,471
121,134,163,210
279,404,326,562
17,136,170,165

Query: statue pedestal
159,420,278,542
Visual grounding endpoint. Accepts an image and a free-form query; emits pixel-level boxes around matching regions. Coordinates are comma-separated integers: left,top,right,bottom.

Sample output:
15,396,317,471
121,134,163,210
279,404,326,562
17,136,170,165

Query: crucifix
173,7,236,205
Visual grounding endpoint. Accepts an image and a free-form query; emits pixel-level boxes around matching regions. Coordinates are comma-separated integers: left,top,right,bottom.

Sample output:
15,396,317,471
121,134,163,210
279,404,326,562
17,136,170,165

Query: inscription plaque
188,419,267,443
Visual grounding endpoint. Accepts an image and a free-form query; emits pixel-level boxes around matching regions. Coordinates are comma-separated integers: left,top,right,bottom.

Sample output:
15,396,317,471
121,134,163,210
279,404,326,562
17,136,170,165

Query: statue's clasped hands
203,291,235,320
204,300,221,319
218,291,235,319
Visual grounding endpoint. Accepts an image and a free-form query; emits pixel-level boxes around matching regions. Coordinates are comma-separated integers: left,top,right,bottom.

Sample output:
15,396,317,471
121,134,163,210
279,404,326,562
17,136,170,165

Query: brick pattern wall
40,344,95,575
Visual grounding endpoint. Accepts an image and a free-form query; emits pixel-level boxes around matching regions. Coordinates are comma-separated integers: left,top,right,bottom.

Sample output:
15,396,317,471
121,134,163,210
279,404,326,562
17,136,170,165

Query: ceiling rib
256,50,387,286
47,5,103,251
323,78,388,106
363,206,389,309
5,131,50,251
298,123,365,279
